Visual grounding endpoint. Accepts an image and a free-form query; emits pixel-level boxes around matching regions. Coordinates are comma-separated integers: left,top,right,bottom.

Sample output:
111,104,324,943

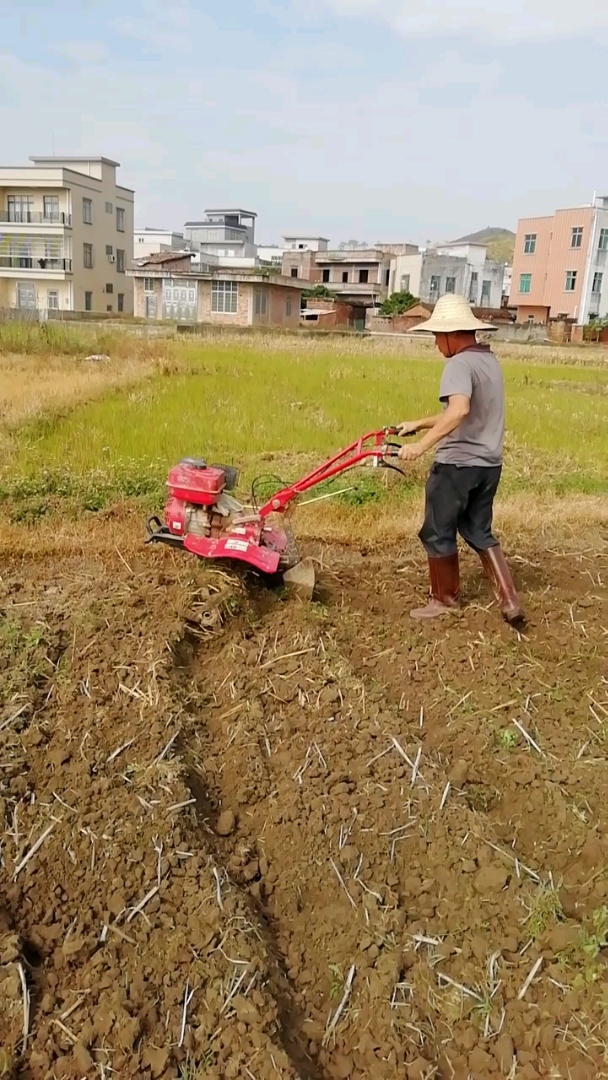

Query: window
286,299,292,317
519,273,532,294
84,291,93,311
116,207,125,231
291,267,299,278
400,274,410,292
523,233,536,254
298,243,304,249
105,201,113,214
254,288,267,316
211,280,238,313
105,283,113,294
571,227,583,249
47,290,59,309
117,293,124,313
322,268,330,282
43,196,59,221
359,268,369,284
83,243,94,268
342,271,349,283
45,239,61,265
7,195,33,222
430,275,441,295
106,245,113,257
564,269,577,291
481,280,492,304
106,305,113,312
469,270,478,301
143,277,154,292
445,276,456,293
138,237,144,243
16,240,32,267
82,197,93,224
592,271,603,293
116,249,125,273
599,228,608,251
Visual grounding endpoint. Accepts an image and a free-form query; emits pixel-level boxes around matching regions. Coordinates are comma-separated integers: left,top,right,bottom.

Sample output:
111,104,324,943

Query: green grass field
0,338,607,525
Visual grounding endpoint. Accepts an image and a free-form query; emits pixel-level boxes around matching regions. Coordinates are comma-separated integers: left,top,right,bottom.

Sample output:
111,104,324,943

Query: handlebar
384,426,417,438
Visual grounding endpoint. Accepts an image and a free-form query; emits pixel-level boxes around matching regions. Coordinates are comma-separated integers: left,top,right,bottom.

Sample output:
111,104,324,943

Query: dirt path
1,534,607,1079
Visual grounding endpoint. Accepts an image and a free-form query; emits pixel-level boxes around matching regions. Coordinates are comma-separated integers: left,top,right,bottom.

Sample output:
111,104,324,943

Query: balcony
0,257,72,272
321,280,384,293
0,211,72,226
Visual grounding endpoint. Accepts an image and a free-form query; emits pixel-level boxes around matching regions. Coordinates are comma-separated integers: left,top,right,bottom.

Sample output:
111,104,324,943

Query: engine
164,458,242,541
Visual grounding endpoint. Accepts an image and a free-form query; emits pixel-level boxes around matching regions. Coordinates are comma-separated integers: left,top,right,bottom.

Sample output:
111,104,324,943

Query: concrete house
390,243,504,309
283,235,329,252
509,194,608,323
129,252,302,329
183,209,257,260
0,155,134,314
282,245,392,306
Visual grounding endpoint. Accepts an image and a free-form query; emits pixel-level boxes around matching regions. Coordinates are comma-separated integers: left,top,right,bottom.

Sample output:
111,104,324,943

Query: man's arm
398,395,470,461
396,414,443,434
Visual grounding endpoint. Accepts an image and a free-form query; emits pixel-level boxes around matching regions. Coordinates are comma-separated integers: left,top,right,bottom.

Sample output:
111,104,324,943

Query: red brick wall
269,284,301,328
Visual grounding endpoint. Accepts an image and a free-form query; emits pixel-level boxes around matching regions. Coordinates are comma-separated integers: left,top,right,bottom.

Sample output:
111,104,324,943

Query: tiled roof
136,251,194,265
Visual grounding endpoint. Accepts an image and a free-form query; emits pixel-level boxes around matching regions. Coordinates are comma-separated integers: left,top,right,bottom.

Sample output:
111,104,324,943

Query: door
17,282,36,309
145,295,157,318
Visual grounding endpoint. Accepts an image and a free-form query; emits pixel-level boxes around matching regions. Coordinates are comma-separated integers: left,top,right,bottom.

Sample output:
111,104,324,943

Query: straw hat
409,293,497,334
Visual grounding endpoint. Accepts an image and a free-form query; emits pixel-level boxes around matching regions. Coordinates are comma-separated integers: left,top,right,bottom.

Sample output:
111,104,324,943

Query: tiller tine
283,557,315,600
278,511,315,598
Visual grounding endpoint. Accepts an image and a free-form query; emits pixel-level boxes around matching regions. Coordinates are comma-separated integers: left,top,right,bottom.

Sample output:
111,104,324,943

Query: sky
1,0,607,246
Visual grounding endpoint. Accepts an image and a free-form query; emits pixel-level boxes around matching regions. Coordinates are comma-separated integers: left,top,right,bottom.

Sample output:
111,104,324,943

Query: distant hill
452,227,515,264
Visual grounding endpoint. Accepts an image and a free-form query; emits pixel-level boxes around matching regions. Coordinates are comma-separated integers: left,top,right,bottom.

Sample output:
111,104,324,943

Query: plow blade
283,557,315,600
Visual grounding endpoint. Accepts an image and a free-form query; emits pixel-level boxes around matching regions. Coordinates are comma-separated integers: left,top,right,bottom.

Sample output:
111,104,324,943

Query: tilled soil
0,532,607,1079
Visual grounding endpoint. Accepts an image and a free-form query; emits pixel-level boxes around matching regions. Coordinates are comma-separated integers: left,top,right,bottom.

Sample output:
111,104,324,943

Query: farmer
396,293,524,624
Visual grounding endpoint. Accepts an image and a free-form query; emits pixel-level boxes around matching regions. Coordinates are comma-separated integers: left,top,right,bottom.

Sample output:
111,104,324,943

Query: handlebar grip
385,429,417,438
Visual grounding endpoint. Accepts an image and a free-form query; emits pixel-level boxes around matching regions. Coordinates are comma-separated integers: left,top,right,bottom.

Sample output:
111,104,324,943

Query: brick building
129,253,302,328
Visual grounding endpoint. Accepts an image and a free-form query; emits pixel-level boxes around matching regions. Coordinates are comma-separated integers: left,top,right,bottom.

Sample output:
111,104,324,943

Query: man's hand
396,421,418,436
398,441,426,462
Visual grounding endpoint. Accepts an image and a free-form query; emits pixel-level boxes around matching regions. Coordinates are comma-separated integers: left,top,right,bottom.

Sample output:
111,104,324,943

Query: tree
379,290,418,316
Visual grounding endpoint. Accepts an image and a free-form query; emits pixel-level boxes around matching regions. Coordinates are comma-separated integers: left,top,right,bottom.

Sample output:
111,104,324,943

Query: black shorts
419,462,502,557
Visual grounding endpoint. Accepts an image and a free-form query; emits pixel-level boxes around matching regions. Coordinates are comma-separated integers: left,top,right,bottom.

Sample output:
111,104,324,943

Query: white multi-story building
134,227,197,260
257,245,286,267
0,156,134,315
282,235,329,252
184,209,257,259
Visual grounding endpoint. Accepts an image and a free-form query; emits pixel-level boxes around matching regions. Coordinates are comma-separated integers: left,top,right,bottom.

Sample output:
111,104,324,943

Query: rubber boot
479,545,525,625
410,554,460,620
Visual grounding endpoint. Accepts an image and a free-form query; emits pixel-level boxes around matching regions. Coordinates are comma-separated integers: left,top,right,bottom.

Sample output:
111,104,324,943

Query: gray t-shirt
435,344,504,467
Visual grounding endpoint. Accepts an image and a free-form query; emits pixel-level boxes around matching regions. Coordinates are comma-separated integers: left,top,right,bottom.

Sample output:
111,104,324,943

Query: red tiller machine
146,428,407,595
